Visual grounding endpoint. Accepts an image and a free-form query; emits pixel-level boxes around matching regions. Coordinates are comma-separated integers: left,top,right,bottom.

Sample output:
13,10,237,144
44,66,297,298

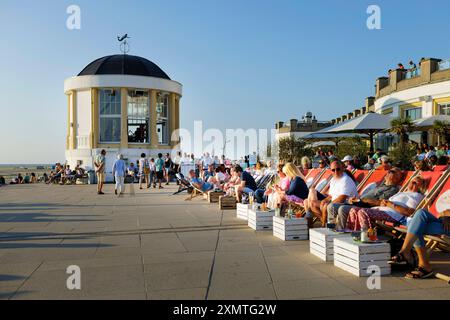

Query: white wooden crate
236,203,251,221
309,228,351,262
248,209,275,231
333,237,391,277
273,216,309,241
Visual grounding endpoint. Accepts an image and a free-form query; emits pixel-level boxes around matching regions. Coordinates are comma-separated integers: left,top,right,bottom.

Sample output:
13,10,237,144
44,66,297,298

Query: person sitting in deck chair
303,160,358,227
188,169,214,193
345,176,425,231
223,167,240,193
331,167,404,230
207,166,227,189
389,208,450,279
233,165,257,202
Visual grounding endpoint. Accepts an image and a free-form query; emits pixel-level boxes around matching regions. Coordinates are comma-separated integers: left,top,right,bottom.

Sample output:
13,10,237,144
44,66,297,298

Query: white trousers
115,174,125,194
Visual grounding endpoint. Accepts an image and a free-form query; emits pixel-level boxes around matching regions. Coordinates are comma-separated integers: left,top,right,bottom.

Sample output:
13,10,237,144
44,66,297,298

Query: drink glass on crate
275,204,281,217
287,202,294,219
326,213,336,230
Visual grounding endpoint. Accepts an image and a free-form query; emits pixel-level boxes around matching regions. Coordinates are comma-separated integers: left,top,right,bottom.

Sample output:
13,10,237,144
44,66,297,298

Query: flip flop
405,267,434,279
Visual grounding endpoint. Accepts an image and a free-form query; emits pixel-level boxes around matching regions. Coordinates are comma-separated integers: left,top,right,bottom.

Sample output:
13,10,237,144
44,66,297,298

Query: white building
274,112,332,142
64,54,182,180
374,57,450,149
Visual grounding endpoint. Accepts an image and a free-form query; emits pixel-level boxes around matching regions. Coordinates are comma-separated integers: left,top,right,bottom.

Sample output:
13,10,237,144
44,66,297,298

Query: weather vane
118,34,130,54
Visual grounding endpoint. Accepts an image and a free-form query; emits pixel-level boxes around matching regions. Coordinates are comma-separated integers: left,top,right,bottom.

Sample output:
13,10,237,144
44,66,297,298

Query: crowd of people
301,144,450,173
178,149,449,279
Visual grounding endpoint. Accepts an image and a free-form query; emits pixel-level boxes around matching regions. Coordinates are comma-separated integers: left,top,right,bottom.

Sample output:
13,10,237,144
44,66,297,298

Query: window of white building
99,89,121,143
156,92,169,145
127,90,150,143
403,107,422,120
438,103,450,115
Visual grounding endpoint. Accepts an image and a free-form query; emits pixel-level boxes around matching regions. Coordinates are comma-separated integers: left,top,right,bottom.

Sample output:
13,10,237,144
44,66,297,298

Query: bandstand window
127,90,150,143
156,92,169,145
99,89,121,143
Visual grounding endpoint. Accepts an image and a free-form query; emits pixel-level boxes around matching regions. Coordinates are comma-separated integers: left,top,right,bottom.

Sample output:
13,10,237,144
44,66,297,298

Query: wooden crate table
273,216,308,241
208,191,225,203
219,196,237,210
248,208,275,231
309,228,351,262
333,237,391,277
236,203,251,221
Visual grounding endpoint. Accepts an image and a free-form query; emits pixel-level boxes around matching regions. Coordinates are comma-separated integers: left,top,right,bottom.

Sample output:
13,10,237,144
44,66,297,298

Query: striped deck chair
313,170,333,193
357,170,388,198
424,170,450,252
377,170,449,242
304,169,325,189
353,170,371,186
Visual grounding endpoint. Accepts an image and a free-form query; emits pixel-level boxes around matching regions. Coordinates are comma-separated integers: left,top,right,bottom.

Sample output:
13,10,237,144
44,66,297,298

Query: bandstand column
170,93,177,147
150,89,158,148
91,88,99,149
120,88,128,149
69,91,77,150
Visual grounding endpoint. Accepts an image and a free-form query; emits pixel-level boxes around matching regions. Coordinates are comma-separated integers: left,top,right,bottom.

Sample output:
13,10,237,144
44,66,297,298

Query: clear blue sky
1,0,450,163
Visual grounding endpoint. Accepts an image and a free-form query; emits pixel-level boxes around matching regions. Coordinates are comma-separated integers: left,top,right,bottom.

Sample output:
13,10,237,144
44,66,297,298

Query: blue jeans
254,189,266,204
407,209,449,248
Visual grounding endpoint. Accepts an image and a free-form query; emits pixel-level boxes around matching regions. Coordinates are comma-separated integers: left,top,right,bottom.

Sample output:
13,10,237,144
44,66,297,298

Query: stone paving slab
0,183,449,300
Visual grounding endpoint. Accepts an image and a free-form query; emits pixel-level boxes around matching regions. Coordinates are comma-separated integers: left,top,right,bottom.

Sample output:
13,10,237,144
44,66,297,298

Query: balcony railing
438,59,450,71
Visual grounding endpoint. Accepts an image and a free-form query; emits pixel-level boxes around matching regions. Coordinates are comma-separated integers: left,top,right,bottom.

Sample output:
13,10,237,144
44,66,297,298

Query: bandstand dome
78,54,171,80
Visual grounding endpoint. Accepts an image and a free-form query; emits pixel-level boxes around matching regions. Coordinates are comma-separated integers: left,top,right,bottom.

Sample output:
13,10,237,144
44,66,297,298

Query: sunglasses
331,168,341,172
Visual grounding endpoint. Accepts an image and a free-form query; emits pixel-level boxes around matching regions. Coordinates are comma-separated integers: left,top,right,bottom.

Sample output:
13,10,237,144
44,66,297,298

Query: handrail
438,59,450,71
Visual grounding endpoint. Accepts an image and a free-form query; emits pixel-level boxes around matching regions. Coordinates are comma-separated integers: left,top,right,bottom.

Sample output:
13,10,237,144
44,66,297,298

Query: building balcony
375,58,450,99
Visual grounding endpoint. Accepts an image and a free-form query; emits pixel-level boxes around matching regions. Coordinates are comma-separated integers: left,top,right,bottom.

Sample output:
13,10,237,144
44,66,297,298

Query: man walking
155,153,165,189
94,149,106,195
112,154,127,196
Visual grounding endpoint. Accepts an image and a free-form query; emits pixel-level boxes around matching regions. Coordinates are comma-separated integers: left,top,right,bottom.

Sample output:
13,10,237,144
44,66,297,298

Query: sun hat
342,155,353,162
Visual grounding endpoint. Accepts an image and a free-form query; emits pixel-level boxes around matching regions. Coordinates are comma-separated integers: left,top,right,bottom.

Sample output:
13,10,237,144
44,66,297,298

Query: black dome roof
78,54,171,80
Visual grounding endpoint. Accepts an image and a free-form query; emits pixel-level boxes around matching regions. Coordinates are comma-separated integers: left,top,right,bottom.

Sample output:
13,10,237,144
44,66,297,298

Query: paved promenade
0,184,449,300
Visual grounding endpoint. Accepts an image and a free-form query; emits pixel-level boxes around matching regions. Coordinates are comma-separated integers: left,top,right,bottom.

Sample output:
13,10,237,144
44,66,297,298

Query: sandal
389,251,416,267
405,267,434,279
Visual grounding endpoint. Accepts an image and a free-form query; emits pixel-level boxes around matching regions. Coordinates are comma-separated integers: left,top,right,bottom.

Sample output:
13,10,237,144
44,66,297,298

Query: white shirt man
328,173,358,201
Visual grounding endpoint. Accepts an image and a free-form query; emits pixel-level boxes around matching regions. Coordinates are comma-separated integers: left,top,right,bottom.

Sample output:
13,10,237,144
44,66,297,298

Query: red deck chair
353,170,371,185
428,172,450,218
399,170,416,191
304,169,325,188
419,170,446,198
433,165,448,172
357,170,388,197
425,171,450,252
378,170,449,241
313,170,333,193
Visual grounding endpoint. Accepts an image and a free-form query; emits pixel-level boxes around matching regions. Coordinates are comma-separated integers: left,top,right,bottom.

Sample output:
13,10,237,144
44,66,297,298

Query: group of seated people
47,163,86,185
185,158,449,280
8,172,38,184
